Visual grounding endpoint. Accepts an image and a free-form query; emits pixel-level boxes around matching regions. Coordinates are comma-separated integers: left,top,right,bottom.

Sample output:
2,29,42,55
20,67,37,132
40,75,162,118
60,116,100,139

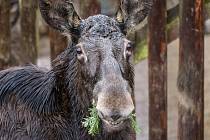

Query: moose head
39,0,152,132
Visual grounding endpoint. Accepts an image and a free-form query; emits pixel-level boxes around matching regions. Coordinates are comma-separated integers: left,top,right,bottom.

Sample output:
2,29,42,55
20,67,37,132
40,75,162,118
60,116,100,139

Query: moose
0,0,152,139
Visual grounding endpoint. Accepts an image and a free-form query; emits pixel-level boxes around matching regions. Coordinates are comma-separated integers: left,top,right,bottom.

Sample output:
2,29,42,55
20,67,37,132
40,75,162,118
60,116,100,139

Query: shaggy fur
0,42,134,139
0,0,153,139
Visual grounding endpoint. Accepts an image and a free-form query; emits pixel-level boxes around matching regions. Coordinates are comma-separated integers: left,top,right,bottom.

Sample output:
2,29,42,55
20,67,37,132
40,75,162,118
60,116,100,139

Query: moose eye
76,47,83,55
76,44,87,63
125,42,134,58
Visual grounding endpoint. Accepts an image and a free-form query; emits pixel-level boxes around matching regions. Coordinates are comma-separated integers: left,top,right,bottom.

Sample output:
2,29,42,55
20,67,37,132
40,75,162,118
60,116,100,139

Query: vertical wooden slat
148,0,167,140
20,0,38,64
0,0,11,69
74,0,100,18
177,0,204,140
49,29,67,61
100,0,119,16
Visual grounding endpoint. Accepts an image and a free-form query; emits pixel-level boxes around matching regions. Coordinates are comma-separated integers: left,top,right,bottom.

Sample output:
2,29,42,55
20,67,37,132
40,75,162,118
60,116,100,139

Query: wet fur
0,15,135,140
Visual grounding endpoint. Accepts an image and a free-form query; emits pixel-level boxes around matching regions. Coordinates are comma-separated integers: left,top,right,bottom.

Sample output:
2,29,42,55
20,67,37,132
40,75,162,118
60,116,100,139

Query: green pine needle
82,105,141,136
129,113,141,134
82,105,100,136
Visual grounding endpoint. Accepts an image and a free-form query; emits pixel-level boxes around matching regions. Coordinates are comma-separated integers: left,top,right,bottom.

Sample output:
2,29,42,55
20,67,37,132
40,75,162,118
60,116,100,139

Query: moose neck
52,44,92,138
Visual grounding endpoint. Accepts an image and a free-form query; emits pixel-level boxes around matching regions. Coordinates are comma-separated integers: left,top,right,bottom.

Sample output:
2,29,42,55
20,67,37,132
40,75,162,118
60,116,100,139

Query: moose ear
116,7,126,33
39,0,81,35
116,8,124,23
116,0,153,34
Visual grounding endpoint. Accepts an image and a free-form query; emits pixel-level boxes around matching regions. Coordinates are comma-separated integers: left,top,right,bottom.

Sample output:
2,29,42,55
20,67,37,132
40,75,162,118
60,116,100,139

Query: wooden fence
0,0,38,69
148,0,167,139
0,0,205,140
149,0,204,140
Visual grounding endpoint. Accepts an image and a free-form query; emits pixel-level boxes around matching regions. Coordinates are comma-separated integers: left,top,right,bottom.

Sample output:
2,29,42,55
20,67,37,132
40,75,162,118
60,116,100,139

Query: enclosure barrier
177,0,204,140
20,0,38,64
0,0,38,69
0,0,11,69
148,0,167,140
149,0,204,140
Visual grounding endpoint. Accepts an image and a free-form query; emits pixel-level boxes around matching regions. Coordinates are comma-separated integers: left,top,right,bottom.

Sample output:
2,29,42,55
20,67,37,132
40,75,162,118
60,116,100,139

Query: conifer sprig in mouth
82,105,100,136
82,105,141,136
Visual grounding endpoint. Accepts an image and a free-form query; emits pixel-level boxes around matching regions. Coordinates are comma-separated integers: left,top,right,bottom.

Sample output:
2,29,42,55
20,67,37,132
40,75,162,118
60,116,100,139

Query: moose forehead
80,15,124,40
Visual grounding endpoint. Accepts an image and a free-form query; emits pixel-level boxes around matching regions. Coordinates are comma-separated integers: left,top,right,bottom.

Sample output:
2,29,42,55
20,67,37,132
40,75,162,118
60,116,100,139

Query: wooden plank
74,0,100,18
177,0,204,140
0,0,11,69
49,29,67,61
20,0,38,64
148,0,167,140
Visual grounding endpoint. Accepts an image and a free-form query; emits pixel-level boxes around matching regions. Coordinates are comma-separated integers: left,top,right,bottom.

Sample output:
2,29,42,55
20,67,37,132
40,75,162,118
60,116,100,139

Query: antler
118,0,153,33
39,0,81,33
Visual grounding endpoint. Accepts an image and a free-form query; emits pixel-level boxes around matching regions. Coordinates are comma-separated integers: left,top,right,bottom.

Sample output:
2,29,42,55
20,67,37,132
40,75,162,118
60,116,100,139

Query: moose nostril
110,113,122,122
98,110,105,119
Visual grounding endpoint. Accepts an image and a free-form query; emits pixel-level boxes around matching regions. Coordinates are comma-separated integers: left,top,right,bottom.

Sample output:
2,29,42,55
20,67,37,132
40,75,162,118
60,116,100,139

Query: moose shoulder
0,0,152,140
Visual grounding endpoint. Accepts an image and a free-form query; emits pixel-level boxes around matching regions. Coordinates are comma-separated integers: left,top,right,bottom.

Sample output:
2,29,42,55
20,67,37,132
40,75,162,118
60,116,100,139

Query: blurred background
0,0,210,140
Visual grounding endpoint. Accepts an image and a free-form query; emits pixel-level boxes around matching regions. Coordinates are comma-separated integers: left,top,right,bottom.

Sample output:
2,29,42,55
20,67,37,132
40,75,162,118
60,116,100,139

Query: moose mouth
103,119,124,126
101,118,128,131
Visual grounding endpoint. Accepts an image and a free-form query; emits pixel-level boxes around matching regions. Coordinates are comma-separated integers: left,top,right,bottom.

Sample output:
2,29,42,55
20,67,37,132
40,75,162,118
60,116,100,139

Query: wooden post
100,0,119,16
0,0,11,69
74,0,100,18
20,0,38,64
177,0,204,140
148,0,167,140
49,29,67,61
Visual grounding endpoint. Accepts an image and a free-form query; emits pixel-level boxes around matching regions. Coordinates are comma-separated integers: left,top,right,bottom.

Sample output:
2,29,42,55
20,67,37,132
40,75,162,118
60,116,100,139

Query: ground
37,35,210,140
